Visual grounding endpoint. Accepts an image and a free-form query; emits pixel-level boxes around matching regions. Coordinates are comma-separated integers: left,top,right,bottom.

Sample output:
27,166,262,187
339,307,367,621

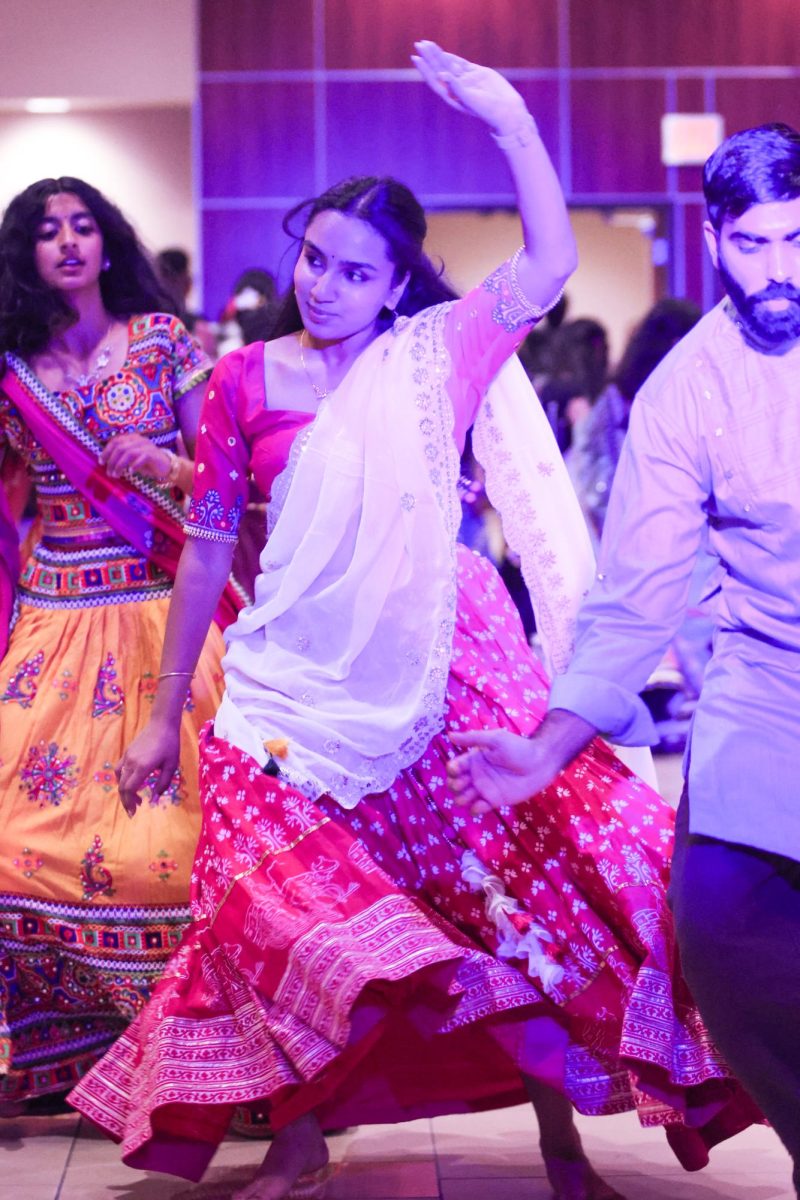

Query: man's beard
718,253,800,347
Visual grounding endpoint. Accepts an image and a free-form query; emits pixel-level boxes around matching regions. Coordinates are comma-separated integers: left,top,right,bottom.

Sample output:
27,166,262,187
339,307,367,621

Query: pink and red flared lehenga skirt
69,549,759,1181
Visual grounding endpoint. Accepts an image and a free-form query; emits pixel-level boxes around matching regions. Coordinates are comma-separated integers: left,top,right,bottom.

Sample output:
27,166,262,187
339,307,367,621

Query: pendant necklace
61,320,115,389
298,329,328,402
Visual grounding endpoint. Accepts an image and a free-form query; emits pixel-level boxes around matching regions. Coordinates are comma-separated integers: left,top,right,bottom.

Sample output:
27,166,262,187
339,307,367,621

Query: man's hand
448,710,598,814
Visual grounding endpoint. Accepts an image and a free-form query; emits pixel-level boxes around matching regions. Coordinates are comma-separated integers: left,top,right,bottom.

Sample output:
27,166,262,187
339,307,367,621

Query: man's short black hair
703,122,800,230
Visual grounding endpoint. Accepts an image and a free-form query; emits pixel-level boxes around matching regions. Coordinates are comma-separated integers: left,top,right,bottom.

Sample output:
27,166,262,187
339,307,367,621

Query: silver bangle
509,248,566,321
491,113,538,151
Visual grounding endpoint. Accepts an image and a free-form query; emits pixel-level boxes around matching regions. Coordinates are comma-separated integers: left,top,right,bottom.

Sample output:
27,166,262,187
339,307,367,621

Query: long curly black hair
0,176,174,357
270,176,458,338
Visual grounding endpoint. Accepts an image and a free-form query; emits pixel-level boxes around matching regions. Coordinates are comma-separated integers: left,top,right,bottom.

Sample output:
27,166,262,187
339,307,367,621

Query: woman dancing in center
70,43,756,1200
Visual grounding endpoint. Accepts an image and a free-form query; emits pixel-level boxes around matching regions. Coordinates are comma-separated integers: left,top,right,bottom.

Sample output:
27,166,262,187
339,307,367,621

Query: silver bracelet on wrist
490,113,538,151
509,248,566,321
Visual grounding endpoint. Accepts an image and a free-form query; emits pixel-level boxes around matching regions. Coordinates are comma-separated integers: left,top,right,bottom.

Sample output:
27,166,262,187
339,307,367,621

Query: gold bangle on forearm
157,670,195,680
168,454,182,487
161,449,183,487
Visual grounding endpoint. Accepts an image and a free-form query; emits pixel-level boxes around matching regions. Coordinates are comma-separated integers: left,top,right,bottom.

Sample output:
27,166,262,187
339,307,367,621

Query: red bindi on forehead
306,211,391,266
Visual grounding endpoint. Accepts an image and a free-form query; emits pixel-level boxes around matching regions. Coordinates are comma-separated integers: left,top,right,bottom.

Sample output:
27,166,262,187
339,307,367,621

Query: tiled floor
5,755,794,1199
2,1105,793,1200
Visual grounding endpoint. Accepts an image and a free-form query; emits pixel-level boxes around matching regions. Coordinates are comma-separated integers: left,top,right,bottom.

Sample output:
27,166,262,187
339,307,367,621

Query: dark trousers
670,793,800,1196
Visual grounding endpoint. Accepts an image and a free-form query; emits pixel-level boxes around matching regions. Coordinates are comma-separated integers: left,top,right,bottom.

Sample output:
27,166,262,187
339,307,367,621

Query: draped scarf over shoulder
216,305,462,806
216,299,618,807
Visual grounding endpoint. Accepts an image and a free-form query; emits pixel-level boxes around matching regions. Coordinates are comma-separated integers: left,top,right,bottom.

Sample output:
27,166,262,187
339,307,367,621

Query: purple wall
197,0,800,318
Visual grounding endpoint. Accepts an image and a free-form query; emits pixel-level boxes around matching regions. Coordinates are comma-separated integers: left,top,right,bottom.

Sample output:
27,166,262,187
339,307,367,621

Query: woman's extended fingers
410,53,454,107
116,722,181,816
116,746,169,817
100,433,168,479
117,779,143,818
116,754,144,817
101,435,137,477
413,40,527,131
417,41,470,78
412,40,472,112
412,40,449,74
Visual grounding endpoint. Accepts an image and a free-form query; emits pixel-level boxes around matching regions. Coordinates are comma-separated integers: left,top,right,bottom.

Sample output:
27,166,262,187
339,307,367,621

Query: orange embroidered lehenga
0,314,226,1101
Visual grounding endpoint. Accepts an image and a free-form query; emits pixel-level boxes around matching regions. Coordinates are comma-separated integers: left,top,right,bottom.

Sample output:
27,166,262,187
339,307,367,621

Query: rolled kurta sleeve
550,388,711,744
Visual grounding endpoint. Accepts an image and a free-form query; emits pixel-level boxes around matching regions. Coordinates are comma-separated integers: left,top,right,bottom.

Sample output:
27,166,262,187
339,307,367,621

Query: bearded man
449,122,800,1197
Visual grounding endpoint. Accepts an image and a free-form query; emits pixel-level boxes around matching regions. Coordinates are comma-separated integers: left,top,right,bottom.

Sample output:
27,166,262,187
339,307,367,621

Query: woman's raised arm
412,40,576,310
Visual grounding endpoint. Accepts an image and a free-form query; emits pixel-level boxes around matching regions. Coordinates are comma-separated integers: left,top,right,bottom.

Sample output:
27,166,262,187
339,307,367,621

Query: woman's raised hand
413,38,575,316
411,40,528,135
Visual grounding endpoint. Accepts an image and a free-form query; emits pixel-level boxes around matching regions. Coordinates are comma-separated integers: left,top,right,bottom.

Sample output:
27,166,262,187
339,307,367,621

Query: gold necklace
298,329,328,402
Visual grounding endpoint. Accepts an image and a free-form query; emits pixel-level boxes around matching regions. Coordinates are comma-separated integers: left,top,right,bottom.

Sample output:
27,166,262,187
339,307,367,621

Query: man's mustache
750,282,800,304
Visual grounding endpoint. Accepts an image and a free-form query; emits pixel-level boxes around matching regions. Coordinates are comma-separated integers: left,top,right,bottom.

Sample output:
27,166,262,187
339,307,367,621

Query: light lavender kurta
550,299,800,860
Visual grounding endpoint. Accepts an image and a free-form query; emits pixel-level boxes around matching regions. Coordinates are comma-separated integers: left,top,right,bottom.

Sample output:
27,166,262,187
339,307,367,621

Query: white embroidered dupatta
472,355,594,678
473,357,658,788
216,306,461,807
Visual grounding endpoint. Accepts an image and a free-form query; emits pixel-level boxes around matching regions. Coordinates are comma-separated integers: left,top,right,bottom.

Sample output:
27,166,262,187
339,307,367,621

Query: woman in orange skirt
0,177,238,1107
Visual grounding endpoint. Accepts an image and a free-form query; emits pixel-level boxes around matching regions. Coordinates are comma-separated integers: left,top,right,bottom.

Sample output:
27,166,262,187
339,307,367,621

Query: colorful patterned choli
2,314,204,607
0,313,224,1103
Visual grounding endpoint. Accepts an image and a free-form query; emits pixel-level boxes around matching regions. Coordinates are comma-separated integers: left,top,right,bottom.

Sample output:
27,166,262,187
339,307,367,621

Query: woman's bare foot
522,1074,625,1200
542,1151,627,1200
230,1113,329,1200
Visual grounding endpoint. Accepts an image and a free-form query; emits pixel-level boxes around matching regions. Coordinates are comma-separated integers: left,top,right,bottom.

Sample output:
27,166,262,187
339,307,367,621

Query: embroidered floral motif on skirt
69,551,760,1182
0,596,224,1101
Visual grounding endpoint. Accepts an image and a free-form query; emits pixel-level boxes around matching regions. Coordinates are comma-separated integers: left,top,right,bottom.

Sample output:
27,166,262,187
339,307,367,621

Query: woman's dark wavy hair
270,176,458,338
615,298,701,403
703,122,800,231
0,176,174,356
